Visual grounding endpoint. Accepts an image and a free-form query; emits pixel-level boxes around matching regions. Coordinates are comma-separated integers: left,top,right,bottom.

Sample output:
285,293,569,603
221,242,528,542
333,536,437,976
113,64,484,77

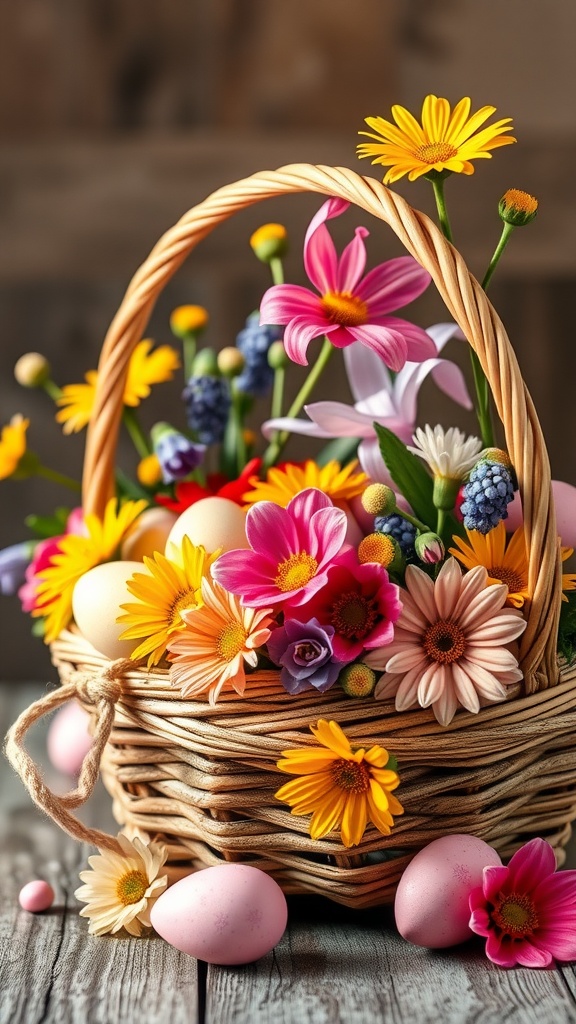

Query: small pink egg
150,864,288,965
394,834,502,949
19,880,55,912
47,701,92,777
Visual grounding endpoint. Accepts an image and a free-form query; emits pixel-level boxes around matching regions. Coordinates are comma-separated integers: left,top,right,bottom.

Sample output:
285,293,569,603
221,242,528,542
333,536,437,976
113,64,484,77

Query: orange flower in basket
275,719,402,848
242,459,367,508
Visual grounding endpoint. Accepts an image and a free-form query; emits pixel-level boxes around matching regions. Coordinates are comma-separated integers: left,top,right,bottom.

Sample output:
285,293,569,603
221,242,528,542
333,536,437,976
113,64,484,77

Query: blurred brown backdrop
1,0,575,679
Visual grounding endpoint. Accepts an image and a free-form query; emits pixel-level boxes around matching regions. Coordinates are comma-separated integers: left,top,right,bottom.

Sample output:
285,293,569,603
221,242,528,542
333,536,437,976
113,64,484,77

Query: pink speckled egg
19,880,54,912
394,834,502,949
46,701,93,777
150,864,288,964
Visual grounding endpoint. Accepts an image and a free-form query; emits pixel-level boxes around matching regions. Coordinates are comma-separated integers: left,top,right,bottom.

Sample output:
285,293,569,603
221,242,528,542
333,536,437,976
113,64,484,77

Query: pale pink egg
19,880,55,912
46,701,92,777
150,864,288,964
394,834,502,949
507,479,576,549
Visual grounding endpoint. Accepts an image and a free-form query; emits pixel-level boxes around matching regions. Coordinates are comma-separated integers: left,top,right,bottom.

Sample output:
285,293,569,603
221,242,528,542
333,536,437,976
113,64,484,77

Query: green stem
430,177,454,243
396,506,430,535
262,336,334,471
481,222,515,293
36,464,81,492
270,257,285,285
271,365,285,420
42,379,62,401
436,507,446,539
122,408,152,459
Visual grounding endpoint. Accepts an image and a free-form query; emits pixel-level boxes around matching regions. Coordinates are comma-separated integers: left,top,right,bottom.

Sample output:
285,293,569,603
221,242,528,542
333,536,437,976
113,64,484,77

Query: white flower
365,558,526,726
75,833,168,936
408,424,483,480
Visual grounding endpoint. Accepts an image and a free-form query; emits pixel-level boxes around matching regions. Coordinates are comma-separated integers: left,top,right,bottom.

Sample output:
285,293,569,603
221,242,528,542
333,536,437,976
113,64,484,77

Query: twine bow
4,659,133,853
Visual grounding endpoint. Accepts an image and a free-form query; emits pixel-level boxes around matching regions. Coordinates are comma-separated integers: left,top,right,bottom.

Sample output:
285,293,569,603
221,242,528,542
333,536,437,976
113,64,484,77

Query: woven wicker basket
8,165,576,908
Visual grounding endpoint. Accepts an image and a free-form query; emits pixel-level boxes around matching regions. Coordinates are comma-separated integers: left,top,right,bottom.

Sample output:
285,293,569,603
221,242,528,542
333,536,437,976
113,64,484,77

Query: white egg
120,507,179,562
166,497,249,555
72,560,143,660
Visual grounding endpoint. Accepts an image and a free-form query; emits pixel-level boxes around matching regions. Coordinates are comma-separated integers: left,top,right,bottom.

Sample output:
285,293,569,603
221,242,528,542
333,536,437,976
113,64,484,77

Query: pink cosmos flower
259,197,435,369
263,322,472,483
469,837,576,968
290,547,402,663
19,508,86,612
211,488,348,609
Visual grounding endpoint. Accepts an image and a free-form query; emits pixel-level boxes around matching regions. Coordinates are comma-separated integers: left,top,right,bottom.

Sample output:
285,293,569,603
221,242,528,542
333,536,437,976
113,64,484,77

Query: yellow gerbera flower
449,522,530,608
275,719,403,848
243,459,367,508
357,95,515,183
0,414,29,480
117,536,218,668
34,498,148,642
56,340,180,433
168,576,275,703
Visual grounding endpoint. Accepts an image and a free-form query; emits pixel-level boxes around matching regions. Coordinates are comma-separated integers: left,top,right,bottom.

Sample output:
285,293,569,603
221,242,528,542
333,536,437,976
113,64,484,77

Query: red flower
155,458,262,514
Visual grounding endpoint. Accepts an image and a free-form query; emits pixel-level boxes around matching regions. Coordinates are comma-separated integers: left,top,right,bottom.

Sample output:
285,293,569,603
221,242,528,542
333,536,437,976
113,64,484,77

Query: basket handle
83,163,561,692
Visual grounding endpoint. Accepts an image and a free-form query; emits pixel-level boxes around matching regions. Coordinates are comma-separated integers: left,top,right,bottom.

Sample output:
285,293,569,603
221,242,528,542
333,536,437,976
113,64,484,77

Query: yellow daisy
56,340,180,433
168,576,275,703
34,498,147,642
449,522,530,608
561,547,576,603
275,719,403,848
243,459,367,508
357,95,515,183
0,414,29,480
117,536,218,668
75,832,168,936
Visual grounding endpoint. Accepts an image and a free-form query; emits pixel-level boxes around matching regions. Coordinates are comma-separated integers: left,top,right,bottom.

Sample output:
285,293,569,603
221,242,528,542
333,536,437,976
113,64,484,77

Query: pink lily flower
263,323,472,484
259,197,435,369
211,488,348,609
469,837,576,968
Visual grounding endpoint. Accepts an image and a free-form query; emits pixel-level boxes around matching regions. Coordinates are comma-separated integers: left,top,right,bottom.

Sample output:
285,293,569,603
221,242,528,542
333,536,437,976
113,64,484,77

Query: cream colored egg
166,497,249,556
120,507,179,562
72,560,143,660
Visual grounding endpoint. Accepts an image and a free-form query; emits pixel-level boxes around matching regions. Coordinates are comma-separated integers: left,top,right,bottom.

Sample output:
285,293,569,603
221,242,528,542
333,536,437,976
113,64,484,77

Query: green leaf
385,754,398,772
25,507,71,539
558,590,576,664
373,423,435,527
316,436,360,468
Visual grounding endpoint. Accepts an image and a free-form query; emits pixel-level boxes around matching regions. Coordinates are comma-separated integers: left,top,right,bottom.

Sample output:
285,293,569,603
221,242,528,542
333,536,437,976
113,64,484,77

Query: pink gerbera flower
469,837,576,968
259,198,435,369
291,547,402,663
211,488,348,609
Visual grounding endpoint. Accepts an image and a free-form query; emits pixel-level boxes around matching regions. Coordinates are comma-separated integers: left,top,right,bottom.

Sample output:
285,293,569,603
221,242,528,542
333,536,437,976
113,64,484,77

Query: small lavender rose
267,617,342,695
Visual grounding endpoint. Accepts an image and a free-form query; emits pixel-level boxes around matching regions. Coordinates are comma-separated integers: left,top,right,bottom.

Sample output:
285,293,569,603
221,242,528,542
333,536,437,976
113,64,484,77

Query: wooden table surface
3,682,576,1024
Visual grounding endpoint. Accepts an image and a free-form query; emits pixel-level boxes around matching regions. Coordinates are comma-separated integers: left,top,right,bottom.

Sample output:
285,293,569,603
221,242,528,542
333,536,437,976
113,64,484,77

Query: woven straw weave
11,166,576,907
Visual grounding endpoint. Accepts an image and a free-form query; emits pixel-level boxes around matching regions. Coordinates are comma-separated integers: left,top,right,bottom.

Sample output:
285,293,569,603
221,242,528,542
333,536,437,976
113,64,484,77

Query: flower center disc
423,619,466,664
170,588,199,628
321,291,368,327
488,565,526,593
216,621,248,661
491,891,539,937
416,141,458,164
331,757,371,794
331,591,379,640
116,869,148,906
275,551,318,592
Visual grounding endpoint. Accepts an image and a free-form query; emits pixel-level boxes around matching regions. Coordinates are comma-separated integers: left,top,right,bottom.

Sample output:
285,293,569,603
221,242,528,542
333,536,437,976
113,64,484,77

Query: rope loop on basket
3,662,131,854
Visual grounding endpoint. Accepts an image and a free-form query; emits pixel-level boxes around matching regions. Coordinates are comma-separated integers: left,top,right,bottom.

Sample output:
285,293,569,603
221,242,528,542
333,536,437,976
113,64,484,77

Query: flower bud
415,531,445,564
217,347,245,378
361,483,396,516
498,189,538,227
357,532,403,572
151,423,206,484
137,453,163,488
267,340,289,370
249,223,288,263
170,305,209,338
191,347,219,377
14,352,51,388
339,662,377,698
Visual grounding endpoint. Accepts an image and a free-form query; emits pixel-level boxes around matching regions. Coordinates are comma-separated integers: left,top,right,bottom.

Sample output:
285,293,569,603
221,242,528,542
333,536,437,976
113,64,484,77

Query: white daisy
408,424,483,479
75,833,168,936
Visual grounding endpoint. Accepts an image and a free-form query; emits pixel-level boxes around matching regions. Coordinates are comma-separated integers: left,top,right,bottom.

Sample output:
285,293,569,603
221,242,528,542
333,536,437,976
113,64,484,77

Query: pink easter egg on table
394,834,502,949
47,701,92,777
19,880,55,912
150,864,288,965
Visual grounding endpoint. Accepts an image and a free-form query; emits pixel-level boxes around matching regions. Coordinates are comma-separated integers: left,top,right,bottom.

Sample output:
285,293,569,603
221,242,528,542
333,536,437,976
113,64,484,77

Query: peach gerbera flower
365,558,527,726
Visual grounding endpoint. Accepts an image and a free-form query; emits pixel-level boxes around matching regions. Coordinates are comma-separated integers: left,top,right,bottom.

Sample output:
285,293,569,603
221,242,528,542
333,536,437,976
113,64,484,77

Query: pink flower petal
343,342,393,402
485,930,518,967
377,316,437,362
304,401,379,438
434,558,462,619
432,678,459,725
534,928,576,962
514,941,553,969
392,666,423,710
507,837,557,891
533,870,576,907
336,226,369,293
304,221,339,294
283,317,339,366
417,662,446,707
356,256,430,312
482,864,511,902
451,662,481,713
261,415,330,440
259,284,324,325
245,501,299,557
358,438,393,486
468,907,491,937
346,324,408,372
404,564,438,624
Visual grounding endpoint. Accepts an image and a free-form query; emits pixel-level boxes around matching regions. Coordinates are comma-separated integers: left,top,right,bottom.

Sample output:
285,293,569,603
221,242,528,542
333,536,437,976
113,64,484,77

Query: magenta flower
259,198,435,369
469,837,576,968
211,488,348,609
290,547,402,663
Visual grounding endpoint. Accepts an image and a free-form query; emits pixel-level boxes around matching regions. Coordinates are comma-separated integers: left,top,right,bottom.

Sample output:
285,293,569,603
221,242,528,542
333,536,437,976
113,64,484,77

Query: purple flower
0,541,35,596
152,423,206,484
267,617,343,695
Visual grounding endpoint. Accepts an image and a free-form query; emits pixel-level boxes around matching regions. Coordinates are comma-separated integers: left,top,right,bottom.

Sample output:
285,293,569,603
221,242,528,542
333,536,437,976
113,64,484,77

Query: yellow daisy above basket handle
83,163,561,693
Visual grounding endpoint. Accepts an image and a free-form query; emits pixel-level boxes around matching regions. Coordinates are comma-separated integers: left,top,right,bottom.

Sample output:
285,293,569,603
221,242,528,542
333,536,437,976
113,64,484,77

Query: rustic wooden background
1,1,575,679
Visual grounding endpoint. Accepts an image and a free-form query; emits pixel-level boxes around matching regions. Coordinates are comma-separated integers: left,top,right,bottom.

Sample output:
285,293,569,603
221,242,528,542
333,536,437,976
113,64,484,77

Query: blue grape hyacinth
460,458,515,534
183,376,231,445
235,312,283,397
374,513,417,559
